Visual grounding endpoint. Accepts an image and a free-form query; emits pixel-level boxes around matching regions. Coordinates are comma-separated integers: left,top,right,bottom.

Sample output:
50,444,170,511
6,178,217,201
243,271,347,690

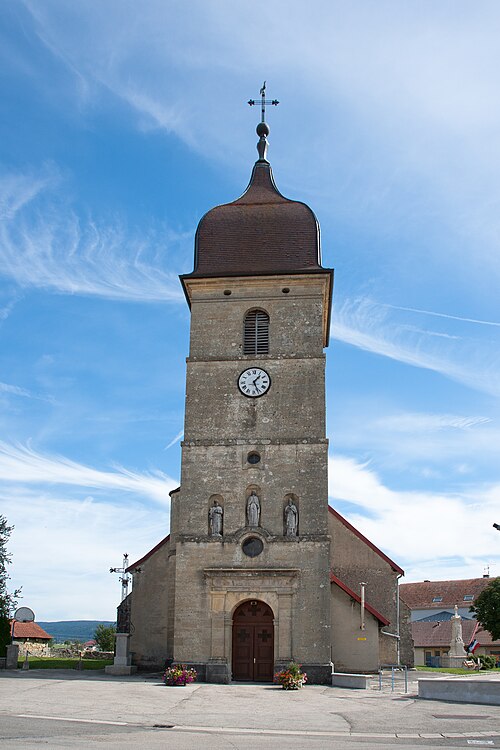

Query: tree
94,623,116,651
0,516,21,657
470,578,500,641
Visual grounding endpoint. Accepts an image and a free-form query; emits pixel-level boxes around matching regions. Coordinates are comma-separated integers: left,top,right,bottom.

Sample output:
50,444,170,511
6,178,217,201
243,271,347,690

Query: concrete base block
105,664,138,675
206,659,230,684
332,672,370,689
301,663,332,685
418,678,500,705
441,655,468,669
6,645,19,670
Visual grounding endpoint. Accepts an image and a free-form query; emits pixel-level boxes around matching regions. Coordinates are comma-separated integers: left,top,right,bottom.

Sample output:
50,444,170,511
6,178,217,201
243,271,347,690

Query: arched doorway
232,600,274,682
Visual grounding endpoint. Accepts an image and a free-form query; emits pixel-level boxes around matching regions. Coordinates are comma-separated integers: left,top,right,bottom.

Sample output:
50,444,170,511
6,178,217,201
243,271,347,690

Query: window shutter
244,310,269,354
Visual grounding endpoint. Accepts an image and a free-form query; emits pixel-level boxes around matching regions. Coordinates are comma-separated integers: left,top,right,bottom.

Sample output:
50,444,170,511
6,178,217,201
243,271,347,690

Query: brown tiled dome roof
187,159,324,277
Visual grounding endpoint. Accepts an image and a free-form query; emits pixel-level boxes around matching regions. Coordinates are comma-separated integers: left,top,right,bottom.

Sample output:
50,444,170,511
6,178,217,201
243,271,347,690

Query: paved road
0,670,499,749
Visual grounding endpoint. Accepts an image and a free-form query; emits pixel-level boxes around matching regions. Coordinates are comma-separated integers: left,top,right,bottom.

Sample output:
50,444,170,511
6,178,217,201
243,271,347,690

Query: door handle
253,657,256,664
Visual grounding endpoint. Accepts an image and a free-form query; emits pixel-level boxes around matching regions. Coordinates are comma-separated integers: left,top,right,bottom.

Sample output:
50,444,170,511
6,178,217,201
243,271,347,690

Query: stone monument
441,604,468,668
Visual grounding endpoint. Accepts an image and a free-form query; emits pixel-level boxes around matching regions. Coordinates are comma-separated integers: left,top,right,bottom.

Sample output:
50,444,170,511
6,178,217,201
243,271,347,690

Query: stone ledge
418,677,500,705
332,673,370,689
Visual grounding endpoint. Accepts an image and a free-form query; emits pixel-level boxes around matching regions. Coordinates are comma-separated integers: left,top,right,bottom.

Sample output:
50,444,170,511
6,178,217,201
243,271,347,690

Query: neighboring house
400,577,500,667
11,621,52,656
400,577,495,622
412,620,500,667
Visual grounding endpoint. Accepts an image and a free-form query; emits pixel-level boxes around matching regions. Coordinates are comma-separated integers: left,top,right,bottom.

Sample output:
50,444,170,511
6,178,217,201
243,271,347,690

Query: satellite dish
14,607,35,623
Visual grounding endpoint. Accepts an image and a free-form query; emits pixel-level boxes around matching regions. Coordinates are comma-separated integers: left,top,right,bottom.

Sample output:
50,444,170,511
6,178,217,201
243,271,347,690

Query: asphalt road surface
1,669,499,749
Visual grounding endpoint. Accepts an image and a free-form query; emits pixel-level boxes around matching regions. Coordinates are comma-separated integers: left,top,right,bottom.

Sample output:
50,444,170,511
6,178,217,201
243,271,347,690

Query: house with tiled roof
400,577,500,667
11,621,53,657
400,577,495,622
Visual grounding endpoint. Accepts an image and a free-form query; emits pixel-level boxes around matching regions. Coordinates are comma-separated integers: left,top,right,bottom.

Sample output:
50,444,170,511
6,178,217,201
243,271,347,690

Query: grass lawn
17,657,113,670
416,665,500,675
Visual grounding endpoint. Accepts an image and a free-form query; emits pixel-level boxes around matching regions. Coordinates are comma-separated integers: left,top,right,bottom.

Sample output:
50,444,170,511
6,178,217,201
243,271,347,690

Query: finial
248,81,279,162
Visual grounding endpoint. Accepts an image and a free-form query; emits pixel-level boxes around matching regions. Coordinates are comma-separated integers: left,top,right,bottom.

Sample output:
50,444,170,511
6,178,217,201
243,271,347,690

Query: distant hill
37,620,116,643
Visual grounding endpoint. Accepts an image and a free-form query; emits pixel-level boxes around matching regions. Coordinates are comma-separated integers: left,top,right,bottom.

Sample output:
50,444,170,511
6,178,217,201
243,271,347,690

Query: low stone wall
418,678,500,706
16,642,51,657
332,673,370,689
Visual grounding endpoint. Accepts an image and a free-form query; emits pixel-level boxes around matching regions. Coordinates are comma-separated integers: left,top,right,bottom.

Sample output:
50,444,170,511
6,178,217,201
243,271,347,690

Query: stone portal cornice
204,567,300,592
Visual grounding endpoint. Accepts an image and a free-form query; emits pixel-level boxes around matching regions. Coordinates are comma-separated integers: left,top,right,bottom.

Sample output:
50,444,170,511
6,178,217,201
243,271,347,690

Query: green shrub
17,657,113,670
474,654,497,670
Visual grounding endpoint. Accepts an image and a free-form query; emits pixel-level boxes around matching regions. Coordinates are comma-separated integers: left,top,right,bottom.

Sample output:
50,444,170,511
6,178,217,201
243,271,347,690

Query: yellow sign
357,637,367,641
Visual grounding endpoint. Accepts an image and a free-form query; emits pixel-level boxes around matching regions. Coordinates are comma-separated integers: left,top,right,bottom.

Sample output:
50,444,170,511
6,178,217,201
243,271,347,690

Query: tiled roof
11,621,52,640
400,577,496,609
474,625,500,647
412,619,500,648
412,619,477,648
330,573,390,626
184,160,328,278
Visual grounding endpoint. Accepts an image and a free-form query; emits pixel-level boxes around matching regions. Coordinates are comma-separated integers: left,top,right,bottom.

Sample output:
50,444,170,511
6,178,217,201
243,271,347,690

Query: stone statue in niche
246,491,260,527
284,498,298,536
208,500,223,537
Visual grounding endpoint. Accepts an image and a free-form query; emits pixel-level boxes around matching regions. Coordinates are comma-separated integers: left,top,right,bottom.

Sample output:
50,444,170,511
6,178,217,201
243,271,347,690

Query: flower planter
163,664,197,687
274,662,307,690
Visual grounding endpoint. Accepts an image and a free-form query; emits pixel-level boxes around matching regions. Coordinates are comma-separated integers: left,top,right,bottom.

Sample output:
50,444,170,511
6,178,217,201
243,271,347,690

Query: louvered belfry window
244,310,269,355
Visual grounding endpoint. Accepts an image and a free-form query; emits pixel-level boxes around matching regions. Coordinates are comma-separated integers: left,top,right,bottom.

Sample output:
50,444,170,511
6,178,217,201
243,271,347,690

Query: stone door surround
204,567,300,666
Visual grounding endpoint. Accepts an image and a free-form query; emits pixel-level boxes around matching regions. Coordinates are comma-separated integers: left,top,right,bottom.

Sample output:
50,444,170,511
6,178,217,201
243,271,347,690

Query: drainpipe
360,582,367,631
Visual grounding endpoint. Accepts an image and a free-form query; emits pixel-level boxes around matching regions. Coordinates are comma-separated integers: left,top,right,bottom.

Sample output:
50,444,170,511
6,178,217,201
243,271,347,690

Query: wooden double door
232,600,274,682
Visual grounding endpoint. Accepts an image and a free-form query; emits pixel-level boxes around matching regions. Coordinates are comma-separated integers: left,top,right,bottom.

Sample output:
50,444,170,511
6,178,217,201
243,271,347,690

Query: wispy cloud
164,429,183,451
2,486,167,619
384,303,500,329
0,441,175,505
0,166,56,221
0,380,56,405
328,454,500,580
332,298,500,397
0,168,189,302
374,413,492,433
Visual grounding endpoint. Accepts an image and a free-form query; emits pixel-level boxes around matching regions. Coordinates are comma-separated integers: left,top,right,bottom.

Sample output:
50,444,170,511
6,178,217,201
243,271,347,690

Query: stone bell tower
167,114,334,684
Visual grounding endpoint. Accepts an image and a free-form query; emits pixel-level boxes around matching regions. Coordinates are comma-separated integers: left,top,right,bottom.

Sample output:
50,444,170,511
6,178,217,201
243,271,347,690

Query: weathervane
248,82,279,162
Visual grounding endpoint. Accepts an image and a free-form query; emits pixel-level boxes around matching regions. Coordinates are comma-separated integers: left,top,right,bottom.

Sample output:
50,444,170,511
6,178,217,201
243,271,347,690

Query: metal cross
110,553,131,601
248,81,279,122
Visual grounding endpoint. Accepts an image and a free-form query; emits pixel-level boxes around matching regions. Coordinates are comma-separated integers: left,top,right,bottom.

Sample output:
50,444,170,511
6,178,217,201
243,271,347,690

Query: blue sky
1,1,499,620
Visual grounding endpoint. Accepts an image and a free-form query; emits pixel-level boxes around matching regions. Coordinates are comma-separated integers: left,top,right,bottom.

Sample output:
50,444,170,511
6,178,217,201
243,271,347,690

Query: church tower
166,117,334,684
122,105,410,679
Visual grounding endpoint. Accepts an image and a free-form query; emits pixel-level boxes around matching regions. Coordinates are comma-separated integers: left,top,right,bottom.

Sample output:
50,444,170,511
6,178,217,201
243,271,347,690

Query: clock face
238,367,271,398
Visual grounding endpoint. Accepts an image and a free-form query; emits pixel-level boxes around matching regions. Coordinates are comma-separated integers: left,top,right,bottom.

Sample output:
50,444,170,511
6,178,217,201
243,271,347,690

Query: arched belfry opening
232,600,274,682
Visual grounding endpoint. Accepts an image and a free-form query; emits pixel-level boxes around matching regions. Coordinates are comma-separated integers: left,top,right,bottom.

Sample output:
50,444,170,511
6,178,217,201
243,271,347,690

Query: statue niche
246,489,260,527
208,495,224,537
284,495,299,537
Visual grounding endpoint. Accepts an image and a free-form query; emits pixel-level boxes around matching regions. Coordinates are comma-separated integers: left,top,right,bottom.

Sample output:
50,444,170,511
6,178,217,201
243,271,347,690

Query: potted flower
274,661,307,690
163,664,197,686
